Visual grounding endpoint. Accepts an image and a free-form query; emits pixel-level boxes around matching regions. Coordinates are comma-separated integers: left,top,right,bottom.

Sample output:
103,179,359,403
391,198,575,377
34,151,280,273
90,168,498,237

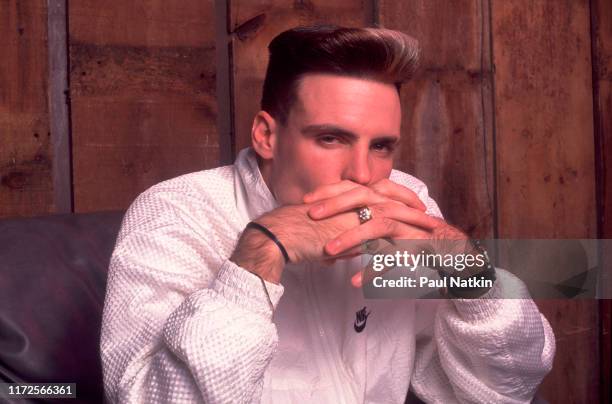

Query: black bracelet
245,222,290,263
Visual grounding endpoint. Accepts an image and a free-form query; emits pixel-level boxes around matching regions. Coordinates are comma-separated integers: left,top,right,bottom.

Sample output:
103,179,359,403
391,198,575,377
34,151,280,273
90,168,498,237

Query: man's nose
343,149,372,185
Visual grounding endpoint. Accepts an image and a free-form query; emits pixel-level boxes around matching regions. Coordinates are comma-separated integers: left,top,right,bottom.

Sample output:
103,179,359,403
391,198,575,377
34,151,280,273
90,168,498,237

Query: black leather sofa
0,211,124,403
0,211,547,404
0,211,432,404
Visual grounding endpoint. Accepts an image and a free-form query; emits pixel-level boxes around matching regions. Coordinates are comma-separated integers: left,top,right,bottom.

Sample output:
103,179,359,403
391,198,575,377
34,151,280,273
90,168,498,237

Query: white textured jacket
101,148,555,403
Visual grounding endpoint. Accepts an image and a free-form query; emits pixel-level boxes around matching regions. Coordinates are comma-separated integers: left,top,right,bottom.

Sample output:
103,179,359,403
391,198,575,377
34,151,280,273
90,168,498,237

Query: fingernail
310,204,324,216
351,272,363,288
327,239,340,254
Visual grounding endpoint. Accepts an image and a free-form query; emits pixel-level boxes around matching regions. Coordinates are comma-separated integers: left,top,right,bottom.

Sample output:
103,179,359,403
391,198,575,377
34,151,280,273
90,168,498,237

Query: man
101,26,554,403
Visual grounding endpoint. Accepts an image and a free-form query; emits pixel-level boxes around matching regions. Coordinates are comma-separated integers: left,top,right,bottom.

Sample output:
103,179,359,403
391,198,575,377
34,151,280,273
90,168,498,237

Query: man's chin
276,194,309,206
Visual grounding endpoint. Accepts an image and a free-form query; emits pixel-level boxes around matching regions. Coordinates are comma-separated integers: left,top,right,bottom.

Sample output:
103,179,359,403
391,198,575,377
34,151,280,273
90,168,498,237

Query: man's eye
319,135,340,144
372,143,394,153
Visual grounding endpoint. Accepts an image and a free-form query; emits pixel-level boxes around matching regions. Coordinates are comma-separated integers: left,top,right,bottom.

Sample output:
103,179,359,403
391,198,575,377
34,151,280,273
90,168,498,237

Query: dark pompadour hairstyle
261,25,420,125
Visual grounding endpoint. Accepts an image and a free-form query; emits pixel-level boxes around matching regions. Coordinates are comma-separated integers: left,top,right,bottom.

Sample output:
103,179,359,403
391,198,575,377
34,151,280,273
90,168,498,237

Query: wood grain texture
230,0,374,155
493,0,596,238
379,0,495,238
492,1,598,402
0,1,53,218
69,1,218,212
536,299,601,403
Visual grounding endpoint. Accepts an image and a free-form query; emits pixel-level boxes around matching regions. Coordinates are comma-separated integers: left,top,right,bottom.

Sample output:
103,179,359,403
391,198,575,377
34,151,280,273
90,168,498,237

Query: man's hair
261,25,420,125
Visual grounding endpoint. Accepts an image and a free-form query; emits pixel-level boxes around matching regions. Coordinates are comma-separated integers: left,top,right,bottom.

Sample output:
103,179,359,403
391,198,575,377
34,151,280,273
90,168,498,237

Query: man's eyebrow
301,124,358,139
301,124,399,143
371,136,400,145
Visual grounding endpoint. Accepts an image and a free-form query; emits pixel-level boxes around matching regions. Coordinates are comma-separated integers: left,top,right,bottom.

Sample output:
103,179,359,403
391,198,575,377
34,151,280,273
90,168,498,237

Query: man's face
267,74,402,205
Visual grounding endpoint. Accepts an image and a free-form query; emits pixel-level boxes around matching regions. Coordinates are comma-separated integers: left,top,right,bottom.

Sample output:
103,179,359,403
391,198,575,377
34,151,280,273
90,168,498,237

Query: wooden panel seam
371,0,380,27
589,0,612,401
486,0,499,239
215,0,235,165
48,0,73,213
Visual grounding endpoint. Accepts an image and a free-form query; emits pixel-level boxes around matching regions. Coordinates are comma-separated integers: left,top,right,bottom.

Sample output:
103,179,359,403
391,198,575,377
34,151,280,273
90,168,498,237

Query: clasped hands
231,179,470,286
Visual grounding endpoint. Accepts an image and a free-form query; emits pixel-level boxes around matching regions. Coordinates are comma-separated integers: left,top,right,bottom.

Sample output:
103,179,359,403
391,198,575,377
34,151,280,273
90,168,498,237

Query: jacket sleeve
397,173,555,402
411,273,555,403
100,187,283,403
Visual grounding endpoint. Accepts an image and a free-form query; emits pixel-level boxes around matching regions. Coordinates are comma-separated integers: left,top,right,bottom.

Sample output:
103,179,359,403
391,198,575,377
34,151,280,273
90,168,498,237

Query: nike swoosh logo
354,319,367,333
354,306,370,333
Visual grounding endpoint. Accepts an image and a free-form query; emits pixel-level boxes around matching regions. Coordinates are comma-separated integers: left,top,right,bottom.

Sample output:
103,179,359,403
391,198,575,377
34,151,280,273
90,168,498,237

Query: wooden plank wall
378,0,495,238
0,1,53,217
1,0,610,402
592,0,612,400
68,0,218,212
492,1,599,403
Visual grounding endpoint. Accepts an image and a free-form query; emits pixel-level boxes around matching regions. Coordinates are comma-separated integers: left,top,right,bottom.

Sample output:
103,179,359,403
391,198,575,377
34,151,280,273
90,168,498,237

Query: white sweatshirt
101,148,555,403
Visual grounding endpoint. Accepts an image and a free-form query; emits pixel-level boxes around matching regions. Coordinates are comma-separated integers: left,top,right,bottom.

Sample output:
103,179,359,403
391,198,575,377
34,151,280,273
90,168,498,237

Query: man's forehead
295,73,398,99
290,73,402,130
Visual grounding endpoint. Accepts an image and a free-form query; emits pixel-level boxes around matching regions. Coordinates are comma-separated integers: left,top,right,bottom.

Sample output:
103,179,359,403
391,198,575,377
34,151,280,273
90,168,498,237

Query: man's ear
251,111,278,160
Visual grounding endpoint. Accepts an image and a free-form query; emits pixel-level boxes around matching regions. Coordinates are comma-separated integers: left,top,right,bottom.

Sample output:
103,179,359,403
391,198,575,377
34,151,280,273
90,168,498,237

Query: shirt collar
234,147,279,221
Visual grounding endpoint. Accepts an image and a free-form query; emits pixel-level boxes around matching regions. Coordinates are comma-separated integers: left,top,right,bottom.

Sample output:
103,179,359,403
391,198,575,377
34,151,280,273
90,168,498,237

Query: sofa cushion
0,211,124,403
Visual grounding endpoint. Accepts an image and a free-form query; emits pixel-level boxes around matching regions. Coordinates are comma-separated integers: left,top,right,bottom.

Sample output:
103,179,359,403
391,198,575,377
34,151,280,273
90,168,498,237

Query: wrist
444,240,496,298
230,227,285,284
246,222,290,263
256,216,301,263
